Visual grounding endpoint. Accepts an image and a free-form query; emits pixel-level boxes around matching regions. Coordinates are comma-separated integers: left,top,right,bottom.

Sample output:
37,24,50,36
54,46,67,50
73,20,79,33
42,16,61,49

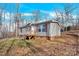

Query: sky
0,3,66,23
0,3,79,24
0,3,78,22
0,3,79,18
0,3,64,13
0,3,79,19
0,3,79,31
0,3,79,13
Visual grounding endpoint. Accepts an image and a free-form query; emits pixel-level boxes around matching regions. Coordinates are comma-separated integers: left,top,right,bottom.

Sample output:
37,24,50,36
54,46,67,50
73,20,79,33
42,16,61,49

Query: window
38,28,41,32
42,28,46,32
37,25,41,32
37,24,47,32
42,24,46,32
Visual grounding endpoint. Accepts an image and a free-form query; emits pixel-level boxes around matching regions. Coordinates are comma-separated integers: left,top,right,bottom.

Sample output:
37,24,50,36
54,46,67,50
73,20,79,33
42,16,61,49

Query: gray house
19,20,62,39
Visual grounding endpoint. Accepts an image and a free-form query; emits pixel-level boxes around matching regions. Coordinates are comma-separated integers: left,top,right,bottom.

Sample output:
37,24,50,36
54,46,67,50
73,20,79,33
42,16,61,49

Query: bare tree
0,8,3,29
55,4,77,31
64,4,77,30
33,10,40,23
75,13,79,30
15,3,20,37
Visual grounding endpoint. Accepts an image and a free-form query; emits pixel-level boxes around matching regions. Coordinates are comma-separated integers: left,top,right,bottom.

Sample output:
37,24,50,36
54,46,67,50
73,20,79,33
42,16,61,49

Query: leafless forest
0,3,79,56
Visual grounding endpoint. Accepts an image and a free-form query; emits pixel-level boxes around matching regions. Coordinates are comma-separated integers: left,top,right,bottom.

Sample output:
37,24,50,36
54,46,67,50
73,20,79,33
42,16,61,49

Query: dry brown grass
0,34,78,56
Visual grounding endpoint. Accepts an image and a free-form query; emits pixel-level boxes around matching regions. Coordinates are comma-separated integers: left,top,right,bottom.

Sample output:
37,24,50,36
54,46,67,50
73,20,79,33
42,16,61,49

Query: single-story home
19,20,62,40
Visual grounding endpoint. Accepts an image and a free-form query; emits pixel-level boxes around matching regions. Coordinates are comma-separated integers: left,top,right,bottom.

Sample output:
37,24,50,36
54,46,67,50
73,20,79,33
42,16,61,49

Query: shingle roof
19,20,63,29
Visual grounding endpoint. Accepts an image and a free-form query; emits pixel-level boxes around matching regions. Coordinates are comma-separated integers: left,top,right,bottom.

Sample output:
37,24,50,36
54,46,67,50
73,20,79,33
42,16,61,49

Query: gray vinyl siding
49,23,61,36
19,22,61,37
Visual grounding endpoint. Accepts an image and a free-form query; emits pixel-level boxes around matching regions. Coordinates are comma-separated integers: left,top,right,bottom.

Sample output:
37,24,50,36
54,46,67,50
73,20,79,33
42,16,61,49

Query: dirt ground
0,34,78,56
